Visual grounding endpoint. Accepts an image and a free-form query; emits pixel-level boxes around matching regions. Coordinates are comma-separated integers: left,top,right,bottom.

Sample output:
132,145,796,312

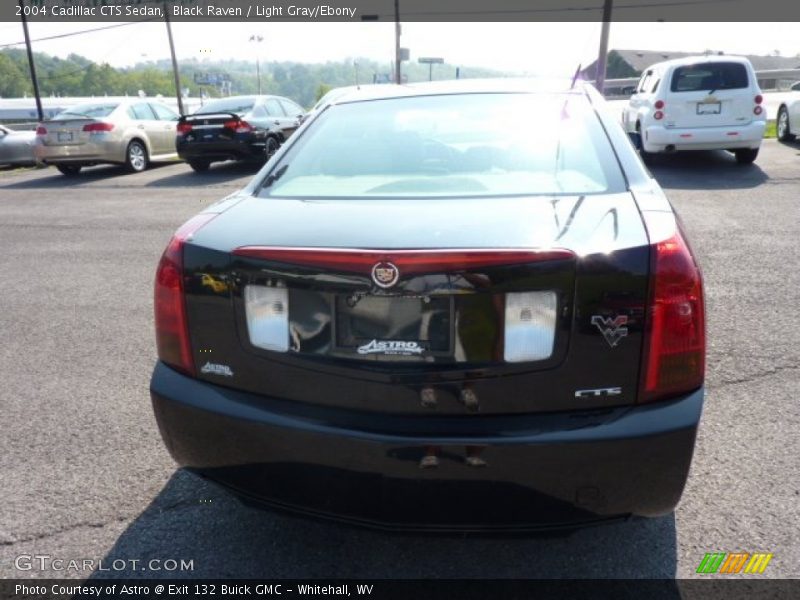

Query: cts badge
371,261,399,288
575,387,622,398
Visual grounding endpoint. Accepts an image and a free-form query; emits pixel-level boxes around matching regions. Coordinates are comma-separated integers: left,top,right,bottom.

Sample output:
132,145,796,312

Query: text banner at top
6,0,800,22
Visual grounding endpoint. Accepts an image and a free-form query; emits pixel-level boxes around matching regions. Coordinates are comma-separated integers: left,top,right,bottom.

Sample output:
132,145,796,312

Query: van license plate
697,102,721,115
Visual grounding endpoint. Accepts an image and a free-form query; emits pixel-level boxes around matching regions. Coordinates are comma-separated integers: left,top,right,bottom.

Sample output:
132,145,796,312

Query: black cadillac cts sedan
151,80,705,531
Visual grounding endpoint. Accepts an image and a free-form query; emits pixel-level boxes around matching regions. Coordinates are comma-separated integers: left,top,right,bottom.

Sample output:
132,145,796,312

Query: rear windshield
260,93,626,198
194,97,256,116
670,62,749,93
56,103,118,119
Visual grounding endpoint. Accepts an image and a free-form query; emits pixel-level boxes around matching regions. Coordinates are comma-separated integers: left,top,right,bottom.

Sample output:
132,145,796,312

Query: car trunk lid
180,193,651,415
38,119,104,146
177,112,252,141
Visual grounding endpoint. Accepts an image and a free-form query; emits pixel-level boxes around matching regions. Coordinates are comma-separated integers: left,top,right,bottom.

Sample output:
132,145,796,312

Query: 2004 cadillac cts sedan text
150,79,706,531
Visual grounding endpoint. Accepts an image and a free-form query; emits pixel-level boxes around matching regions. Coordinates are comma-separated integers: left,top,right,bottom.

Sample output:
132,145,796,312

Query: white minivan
623,55,766,164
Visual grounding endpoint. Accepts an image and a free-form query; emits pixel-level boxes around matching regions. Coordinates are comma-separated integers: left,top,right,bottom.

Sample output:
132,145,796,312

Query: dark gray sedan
0,125,37,167
176,95,305,172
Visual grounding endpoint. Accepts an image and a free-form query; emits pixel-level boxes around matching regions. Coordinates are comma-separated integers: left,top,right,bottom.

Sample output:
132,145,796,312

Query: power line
0,20,157,50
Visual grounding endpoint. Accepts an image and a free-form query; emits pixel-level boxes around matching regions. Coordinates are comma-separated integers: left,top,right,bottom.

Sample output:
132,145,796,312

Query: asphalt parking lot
0,140,798,580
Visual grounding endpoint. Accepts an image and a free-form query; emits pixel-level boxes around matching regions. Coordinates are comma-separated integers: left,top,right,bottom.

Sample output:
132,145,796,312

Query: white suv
623,55,766,164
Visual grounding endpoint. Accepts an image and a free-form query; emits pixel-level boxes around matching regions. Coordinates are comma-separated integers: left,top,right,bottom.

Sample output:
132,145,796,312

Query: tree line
0,48,505,108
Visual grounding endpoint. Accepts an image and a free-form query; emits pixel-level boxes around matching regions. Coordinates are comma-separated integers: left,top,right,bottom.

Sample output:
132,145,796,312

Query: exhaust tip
420,387,437,409
459,388,480,412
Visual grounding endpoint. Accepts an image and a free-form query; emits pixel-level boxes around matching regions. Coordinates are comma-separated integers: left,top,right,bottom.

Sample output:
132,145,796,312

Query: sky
1,21,799,77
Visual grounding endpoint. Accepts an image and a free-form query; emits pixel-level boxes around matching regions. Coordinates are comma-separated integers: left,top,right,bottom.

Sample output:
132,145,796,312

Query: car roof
206,95,286,102
646,54,753,70
328,78,590,106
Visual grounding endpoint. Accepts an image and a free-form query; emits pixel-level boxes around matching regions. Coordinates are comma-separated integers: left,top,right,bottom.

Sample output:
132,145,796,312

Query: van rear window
670,62,748,92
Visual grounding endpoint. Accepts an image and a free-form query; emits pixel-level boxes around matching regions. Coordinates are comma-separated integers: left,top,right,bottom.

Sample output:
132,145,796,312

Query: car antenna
261,163,289,190
570,64,582,90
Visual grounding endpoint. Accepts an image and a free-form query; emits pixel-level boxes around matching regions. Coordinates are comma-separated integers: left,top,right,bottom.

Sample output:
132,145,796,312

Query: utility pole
249,35,264,94
394,0,401,84
18,0,43,122
595,0,613,96
163,2,184,115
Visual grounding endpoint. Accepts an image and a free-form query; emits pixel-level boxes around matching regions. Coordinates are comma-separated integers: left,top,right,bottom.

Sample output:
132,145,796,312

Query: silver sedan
34,99,180,176
0,125,38,168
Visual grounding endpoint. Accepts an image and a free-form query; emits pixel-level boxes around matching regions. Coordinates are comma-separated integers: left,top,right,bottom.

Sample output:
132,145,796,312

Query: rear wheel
188,160,211,173
734,148,759,164
125,140,148,173
776,106,795,142
265,136,280,161
56,165,81,177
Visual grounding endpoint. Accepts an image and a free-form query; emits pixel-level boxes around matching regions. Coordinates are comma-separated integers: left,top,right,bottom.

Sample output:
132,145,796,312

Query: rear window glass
670,62,749,92
56,103,118,119
260,93,626,199
195,97,255,116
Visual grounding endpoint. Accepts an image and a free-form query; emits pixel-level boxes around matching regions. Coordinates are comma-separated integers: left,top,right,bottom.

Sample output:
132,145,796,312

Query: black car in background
176,95,305,172
152,80,705,531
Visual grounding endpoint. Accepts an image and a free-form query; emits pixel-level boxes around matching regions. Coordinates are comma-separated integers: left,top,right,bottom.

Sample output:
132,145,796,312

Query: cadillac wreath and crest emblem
371,261,399,288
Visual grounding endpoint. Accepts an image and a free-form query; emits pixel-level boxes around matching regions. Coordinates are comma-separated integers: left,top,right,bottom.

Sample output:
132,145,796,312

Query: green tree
0,54,30,97
315,83,333,102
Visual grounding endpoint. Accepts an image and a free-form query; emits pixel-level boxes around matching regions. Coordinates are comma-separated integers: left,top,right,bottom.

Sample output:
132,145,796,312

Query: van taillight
82,122,114,133
654,100,665,109
639,229,705,403
154,213,217,376
754,106,763,115
754,95,763,105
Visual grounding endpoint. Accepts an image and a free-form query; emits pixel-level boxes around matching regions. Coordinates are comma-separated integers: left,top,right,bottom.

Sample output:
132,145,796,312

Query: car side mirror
627,131,642,149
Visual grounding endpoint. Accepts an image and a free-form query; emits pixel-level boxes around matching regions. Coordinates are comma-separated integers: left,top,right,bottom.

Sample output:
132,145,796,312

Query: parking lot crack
710,364,799,390
0,516,131,547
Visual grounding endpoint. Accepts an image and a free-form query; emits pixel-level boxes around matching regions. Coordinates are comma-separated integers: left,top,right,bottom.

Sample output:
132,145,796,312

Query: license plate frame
696,102,721,115
57,131,74,142
332,294,455,358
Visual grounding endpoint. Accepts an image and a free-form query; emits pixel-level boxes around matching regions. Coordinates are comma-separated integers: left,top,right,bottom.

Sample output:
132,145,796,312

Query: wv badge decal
591,315,629,347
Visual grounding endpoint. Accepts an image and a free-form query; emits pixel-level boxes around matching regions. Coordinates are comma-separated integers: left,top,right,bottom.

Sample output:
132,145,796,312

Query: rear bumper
150,362,703,532
643,121,765,152
177,137,264,163
34,139,124,164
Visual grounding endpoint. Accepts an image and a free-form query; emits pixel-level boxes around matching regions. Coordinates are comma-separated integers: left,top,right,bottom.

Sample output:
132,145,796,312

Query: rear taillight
223,119,254,133
653,111,664,120
754,106,763,115
639,228,705,403
754,95,763,105
176,121,193,135
154,213,217,376
35,126,47,136
82,122,114,133
654,100,665,110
